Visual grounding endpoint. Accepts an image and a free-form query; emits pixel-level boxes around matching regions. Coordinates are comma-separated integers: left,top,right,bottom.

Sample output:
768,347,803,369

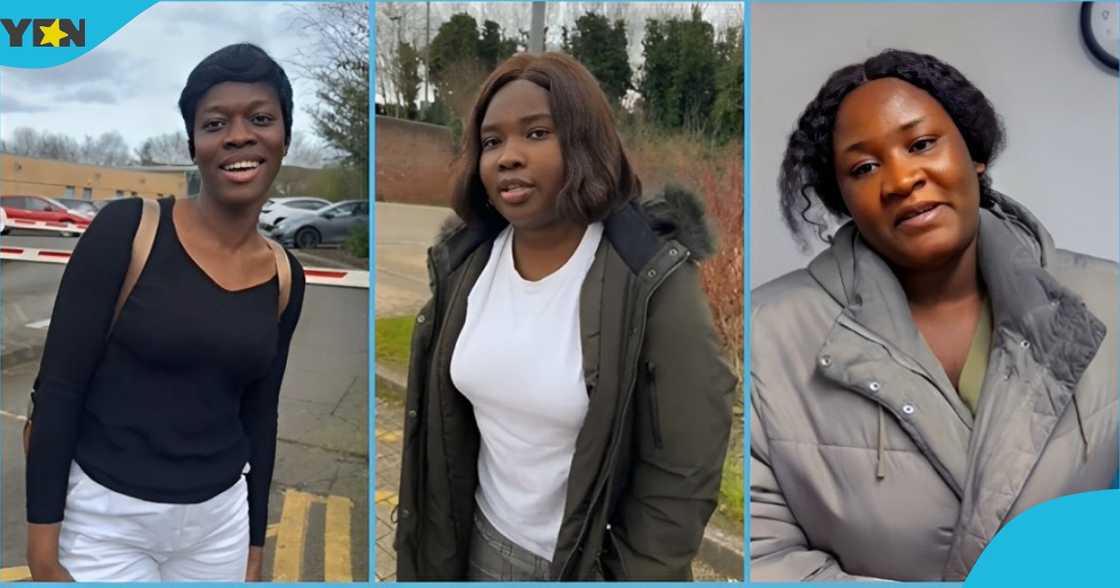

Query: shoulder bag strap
266,238,291,320
110,198,159,334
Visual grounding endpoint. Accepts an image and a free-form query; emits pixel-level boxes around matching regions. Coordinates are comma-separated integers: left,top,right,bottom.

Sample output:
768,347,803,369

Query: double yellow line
271,489,355,582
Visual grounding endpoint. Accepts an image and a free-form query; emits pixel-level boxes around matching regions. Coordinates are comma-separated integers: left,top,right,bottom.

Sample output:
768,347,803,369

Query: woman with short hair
26,43,306,582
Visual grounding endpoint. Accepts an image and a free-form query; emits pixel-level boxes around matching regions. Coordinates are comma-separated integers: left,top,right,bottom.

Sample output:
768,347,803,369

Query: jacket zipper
557,250,688,578
647,362,664,449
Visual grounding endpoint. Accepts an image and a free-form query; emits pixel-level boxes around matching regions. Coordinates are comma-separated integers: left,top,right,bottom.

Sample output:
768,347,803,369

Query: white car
259,197,332,230
0,205,7,235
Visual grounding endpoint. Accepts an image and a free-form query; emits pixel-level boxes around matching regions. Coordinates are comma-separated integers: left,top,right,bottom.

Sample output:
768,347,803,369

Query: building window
64,186,76,198
131,192,138,197
82,187,92,200
115,190,124,198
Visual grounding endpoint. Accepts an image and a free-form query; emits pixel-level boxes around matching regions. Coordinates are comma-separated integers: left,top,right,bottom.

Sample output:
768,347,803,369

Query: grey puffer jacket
396,188,737,580
750,192,1117,581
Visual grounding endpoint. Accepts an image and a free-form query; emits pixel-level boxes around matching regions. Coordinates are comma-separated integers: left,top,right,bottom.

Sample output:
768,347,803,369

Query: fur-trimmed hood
433,184,719,265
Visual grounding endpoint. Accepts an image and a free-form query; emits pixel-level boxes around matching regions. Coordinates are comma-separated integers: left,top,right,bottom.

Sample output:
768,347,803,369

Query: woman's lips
499,185,533,205
220,164,263,184
896,203,946,232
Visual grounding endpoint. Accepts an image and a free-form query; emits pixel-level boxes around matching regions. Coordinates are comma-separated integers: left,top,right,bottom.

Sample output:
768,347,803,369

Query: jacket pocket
646,362,664,449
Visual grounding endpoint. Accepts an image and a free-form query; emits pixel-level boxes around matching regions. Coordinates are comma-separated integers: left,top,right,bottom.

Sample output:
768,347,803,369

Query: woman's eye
202,120,225,131
910,137,937,153
528,128,551,140
851,162,876,177
252,114,275,125
481,137,499,150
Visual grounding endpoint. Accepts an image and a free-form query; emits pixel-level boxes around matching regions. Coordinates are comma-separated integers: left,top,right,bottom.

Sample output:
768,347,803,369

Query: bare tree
135,131,192,165
286,3,369,177
80,131,134,167
284,131,327,169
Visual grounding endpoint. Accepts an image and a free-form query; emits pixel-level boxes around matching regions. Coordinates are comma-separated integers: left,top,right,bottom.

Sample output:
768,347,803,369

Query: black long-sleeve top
26,197,306,546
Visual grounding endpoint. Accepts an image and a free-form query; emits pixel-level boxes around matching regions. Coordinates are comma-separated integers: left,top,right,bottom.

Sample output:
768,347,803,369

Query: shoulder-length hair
451,52,641,228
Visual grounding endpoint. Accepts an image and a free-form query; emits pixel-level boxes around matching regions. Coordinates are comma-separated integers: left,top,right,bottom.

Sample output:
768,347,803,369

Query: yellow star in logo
39,19,69,47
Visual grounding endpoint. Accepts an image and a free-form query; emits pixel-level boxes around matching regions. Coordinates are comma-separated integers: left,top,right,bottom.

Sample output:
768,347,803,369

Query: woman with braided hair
750,49,1117,581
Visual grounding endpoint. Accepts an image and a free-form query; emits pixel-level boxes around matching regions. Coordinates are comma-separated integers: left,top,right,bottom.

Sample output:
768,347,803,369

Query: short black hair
178,43,293,159
779,49,1005,248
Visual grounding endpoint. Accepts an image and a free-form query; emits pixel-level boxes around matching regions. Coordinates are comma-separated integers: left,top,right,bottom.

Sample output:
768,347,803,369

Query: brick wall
375,116,457,207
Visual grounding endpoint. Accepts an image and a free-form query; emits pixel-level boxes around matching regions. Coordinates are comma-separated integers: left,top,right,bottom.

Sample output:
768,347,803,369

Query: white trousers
58,462,250,582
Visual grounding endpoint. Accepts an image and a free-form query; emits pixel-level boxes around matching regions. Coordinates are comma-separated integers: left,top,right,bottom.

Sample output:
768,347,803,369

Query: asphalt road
374,202,450,318
0,235,370,582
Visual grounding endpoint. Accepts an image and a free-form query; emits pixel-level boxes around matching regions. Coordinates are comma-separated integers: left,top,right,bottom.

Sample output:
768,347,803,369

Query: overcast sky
0,2,353,153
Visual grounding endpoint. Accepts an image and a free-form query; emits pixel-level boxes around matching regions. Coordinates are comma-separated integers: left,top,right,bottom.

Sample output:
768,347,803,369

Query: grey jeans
467,510,552,581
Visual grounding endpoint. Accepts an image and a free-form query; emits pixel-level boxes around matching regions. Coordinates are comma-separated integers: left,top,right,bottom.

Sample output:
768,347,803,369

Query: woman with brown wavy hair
394,51,736,581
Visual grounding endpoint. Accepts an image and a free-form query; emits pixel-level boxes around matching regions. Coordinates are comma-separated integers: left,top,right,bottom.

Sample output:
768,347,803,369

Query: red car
0,195,93,233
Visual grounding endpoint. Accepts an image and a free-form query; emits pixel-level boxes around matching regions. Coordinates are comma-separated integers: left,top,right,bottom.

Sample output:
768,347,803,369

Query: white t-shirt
450,221,604,561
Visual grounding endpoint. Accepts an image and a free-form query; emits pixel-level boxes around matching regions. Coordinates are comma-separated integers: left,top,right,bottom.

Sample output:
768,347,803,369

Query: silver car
269,199,369,249
259,196,331,229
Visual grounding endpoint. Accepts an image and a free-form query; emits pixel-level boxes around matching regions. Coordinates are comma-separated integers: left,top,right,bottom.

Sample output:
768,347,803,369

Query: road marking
324,495,354,582
0,566,31,581
376,430,401,443
26,318,50,329
375,489,399,507
273,489,312,582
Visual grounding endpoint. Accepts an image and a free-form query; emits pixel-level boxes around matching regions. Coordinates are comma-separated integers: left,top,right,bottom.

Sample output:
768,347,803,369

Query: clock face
1083,2,1120,70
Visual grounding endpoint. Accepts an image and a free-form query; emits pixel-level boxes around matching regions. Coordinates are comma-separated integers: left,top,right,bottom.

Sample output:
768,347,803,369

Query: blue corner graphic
966,489,1120,586
0,0,156,68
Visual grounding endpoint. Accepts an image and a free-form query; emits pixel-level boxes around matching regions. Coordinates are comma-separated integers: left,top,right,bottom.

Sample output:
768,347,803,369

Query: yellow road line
324,495,354,582
272,489,313,582
375,489,398,507
376,430,402,443
0,566,31,582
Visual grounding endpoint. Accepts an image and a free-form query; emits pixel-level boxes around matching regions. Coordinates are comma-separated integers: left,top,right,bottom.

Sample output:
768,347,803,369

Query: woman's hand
245,545,264,581
27,522,74,581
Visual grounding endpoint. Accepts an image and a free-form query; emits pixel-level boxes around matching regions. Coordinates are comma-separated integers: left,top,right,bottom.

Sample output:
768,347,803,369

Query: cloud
56,87,118,104
2,47,151,89
1,95,49,113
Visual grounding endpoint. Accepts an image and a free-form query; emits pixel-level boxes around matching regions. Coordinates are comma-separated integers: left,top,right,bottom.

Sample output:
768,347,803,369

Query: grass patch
718,448,745,524
376,315,415,373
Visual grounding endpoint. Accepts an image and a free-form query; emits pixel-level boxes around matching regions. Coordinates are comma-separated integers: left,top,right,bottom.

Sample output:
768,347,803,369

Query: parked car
258,196,332,230
0,195,93,235
268,199,369,249
54,197,105,219
0,206,7,236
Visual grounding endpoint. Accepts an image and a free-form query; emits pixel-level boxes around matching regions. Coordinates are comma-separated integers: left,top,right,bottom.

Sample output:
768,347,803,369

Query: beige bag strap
110,198,160,333
266,238,291,320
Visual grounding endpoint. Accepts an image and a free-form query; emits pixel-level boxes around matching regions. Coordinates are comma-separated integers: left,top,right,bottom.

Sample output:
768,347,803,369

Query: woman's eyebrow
199,99,277,116
480,112,553,134
838,117,927,154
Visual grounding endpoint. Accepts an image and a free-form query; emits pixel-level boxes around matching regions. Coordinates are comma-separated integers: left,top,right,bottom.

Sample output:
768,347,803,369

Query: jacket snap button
819,355,831,367
647,269,657,278
1020,340,1030,349
868,381,881,392
407,409,418,418
902,404,916,415
606,523,612,531
416,314,427,324
669,247,679,257
400,508,411,518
